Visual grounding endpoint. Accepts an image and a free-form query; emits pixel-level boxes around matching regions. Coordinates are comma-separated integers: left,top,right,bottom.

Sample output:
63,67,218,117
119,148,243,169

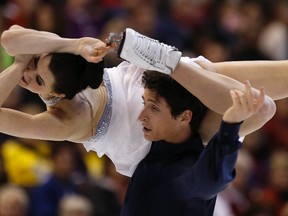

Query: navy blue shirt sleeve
184,121,242,200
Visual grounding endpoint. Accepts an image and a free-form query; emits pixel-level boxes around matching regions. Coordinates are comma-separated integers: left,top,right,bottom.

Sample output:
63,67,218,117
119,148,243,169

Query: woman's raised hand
77,37,113,63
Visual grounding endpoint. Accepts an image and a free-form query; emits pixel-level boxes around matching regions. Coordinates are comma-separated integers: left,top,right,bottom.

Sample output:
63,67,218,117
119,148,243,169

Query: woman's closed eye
36,75,44,86
34,56,40,68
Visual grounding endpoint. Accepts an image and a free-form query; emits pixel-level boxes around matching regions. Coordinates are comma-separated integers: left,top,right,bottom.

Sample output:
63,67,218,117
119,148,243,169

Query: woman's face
18,54,56,96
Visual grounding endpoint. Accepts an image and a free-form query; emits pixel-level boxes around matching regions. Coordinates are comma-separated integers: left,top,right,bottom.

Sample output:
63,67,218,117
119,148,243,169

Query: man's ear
180,110,193,123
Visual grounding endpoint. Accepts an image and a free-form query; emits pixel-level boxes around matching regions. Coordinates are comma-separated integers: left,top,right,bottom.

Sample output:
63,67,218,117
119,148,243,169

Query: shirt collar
146,133,204,160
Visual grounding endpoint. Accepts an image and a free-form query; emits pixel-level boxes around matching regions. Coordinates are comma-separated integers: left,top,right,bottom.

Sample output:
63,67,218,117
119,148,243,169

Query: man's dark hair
142,70,207,134
49,53,105,99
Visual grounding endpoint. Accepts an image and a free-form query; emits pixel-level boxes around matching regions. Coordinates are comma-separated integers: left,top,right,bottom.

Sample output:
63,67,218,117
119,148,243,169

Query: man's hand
223,80,265,123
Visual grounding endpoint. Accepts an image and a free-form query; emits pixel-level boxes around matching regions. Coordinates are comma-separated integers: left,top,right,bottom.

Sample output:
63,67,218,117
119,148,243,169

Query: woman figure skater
0,25,276,176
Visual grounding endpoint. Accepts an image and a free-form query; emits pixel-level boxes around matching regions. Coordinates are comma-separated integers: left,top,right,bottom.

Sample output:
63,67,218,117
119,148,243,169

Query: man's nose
138,110,148,122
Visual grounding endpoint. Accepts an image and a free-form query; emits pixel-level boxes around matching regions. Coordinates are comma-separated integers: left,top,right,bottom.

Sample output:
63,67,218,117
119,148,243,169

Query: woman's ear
180,110,193,124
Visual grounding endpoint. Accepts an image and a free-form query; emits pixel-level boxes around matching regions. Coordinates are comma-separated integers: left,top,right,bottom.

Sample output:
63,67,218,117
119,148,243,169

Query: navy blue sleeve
185,121,242,200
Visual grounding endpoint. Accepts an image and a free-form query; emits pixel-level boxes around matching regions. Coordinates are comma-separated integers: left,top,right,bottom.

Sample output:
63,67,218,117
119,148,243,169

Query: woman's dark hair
48,53,105,99
142,71,207,135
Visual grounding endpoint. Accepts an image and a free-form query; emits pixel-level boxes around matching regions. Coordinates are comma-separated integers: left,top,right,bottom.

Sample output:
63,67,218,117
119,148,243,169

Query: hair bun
82,59,105,89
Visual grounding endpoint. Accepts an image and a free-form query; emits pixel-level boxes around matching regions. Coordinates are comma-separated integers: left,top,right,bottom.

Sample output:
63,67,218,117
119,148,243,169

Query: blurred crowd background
0,0,287,215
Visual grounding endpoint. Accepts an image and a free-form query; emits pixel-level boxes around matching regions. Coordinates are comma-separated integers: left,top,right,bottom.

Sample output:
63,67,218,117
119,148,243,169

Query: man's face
138,88,190,143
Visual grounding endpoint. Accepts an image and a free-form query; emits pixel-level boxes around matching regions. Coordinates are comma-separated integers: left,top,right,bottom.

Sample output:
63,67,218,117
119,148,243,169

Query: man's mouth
143,126,152,133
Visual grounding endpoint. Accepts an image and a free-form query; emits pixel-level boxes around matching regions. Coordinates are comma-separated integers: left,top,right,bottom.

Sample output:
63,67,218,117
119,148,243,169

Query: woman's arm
0,55,29,106
1,25,109,62
172,61,276,117
0,60,86,141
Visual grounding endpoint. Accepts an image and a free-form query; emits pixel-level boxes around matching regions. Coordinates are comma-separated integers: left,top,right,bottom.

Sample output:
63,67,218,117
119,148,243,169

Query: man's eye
152,106,159,111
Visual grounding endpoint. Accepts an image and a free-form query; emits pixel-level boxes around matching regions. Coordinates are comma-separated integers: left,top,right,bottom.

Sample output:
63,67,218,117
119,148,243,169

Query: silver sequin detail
38,95,62,106
86,72,112,143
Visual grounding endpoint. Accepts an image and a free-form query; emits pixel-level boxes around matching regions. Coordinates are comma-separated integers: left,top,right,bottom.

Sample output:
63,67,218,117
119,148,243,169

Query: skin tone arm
0,26,108,141
213,60,288,101
0,55,90,141
171,62,276,143
0,55,29,105
1,25,110,62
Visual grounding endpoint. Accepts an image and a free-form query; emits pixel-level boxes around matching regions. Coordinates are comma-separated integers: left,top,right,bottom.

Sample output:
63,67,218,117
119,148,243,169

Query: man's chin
144,134,153,141
144,134,160,142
